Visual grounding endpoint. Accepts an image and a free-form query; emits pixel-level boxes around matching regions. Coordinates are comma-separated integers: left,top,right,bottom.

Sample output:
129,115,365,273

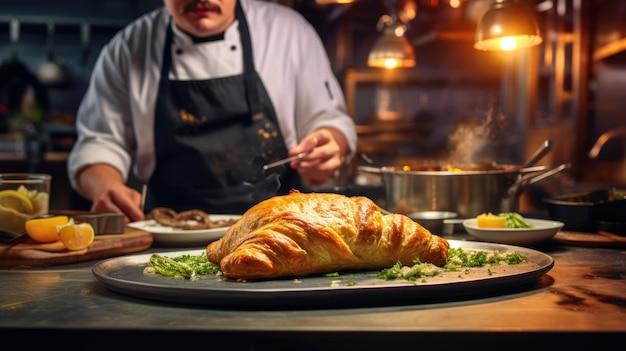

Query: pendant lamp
474,0,542,51
367,0,416,69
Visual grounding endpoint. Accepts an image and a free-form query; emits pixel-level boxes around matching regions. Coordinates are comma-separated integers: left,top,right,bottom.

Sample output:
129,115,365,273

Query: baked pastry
206,191,449,280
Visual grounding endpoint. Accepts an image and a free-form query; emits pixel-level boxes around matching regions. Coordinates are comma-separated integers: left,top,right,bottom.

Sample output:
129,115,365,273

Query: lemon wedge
0,189,34,214
25,215,70,243
476,213,506,228
57,218,95,250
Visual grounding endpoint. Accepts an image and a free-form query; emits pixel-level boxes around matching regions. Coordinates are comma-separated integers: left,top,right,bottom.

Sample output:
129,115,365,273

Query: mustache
184,0,221,13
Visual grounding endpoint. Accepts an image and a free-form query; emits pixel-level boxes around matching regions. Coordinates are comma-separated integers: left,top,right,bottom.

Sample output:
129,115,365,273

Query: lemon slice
0,189,34,214
57,218,95,250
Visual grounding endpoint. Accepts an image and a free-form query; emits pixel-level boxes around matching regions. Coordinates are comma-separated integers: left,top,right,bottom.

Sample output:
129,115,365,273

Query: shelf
593,37,626,62
0,14,128,28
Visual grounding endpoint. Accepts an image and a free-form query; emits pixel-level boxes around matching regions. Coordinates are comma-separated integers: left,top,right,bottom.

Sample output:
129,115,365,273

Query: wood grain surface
0,226,153,268
552,230,626,248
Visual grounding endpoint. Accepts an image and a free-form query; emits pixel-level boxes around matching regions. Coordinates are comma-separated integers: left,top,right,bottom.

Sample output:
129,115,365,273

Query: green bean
498,212,533,228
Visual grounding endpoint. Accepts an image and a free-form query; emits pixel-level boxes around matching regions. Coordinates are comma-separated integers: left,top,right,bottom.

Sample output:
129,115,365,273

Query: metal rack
0,15,128,29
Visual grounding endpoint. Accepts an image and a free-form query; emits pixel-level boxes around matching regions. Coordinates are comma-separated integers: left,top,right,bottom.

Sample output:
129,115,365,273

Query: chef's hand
289,127,349,185
75,163,145,223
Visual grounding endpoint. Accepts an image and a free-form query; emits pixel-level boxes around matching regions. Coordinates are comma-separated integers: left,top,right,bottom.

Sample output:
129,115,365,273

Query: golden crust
206,192,449,280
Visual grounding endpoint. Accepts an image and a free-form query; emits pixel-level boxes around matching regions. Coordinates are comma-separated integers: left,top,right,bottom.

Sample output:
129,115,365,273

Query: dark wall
0,0,162,210
0,0,162,120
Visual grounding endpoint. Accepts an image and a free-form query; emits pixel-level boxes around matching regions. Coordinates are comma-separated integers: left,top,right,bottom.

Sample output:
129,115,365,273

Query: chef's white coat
67,0,357,193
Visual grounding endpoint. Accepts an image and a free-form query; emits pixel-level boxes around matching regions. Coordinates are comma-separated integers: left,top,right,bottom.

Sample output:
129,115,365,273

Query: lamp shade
367,29,416,69
474,0,542,51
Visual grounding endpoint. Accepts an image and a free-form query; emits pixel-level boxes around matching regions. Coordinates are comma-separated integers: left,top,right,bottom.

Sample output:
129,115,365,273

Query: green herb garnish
143,247,527,284
378,257,441,283
378,247,527,283
445,247,527,270
143,252,220,280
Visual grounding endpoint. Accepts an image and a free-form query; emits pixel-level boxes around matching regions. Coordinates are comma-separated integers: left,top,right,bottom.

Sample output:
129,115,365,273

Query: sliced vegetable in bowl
476,212,534,229
498,212,534,228
463,218,563,246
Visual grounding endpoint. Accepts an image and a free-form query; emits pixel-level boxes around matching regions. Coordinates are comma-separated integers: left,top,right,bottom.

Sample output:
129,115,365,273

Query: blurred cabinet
526,0,626,186
343,67,502,165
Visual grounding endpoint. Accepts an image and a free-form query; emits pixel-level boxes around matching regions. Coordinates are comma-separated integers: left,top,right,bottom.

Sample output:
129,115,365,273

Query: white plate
463,218,564,245
128,214,241,247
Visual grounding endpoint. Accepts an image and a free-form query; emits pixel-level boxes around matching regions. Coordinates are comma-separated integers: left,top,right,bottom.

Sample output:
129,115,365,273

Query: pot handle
510,163,570,196
508,163,571,196
525,163,570,186
523,139,553,168
357,165,382,174
518,165,549,174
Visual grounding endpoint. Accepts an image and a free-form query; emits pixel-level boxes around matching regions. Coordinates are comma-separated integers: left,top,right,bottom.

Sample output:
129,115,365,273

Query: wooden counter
1,230,624,349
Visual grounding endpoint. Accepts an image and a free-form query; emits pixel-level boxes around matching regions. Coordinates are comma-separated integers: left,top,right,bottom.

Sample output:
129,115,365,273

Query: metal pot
544,188,626,233
359,163,569,218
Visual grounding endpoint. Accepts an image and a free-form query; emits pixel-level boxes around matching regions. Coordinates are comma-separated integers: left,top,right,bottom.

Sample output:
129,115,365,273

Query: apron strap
160,20,174,94
235,1,261,117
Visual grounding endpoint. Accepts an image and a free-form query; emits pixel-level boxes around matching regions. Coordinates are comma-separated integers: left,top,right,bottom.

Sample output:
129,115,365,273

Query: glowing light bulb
499,37,517,51
384,58,399,69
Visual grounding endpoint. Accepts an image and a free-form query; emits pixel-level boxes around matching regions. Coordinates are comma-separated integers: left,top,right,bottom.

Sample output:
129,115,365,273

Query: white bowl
462,218,564,245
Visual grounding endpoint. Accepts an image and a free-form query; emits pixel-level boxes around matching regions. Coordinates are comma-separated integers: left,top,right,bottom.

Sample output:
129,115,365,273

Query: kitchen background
0,0,624,212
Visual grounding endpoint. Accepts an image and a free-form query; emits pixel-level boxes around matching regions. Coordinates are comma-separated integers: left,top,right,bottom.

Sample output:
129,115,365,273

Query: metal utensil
140,184,147,210
262,152,307,171
73,213,125,234
0,228,24,244
522,139,553,168
37,20,67,85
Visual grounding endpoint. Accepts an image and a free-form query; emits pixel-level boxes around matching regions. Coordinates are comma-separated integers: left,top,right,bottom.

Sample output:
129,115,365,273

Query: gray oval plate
92,240,554,308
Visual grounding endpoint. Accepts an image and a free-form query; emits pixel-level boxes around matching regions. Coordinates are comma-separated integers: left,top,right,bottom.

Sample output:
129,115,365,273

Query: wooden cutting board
0,226,153,268
552,230,626,248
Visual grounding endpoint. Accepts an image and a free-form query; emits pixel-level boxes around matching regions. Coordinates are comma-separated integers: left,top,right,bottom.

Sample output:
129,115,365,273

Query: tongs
263,152,307,171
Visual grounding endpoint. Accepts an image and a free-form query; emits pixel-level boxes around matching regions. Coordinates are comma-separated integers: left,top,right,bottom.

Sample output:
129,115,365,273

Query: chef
67,0,357,221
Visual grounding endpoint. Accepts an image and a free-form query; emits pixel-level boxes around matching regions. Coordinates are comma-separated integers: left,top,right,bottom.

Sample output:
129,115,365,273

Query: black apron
145,3,302,214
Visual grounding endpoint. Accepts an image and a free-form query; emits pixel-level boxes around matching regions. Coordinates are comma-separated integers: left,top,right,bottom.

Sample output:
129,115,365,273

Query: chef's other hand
75,163,145,223
289,127,349,185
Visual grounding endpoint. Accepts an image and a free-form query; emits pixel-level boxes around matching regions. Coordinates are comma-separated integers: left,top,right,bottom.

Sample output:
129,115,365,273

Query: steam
446,103,517,165
446,121,489,165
